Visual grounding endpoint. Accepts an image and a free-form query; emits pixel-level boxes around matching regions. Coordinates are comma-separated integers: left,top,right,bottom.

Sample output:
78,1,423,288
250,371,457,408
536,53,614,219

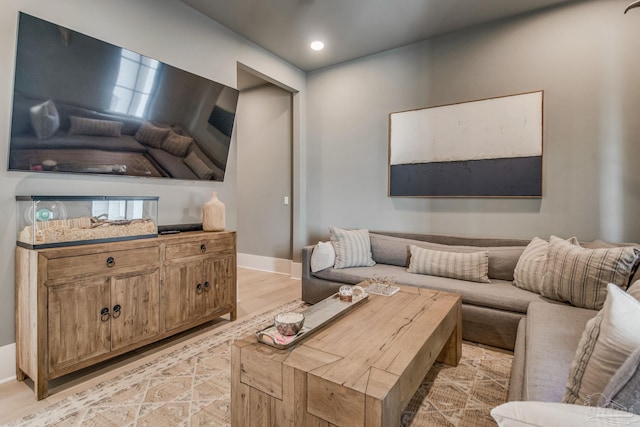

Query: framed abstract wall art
388,91,543,198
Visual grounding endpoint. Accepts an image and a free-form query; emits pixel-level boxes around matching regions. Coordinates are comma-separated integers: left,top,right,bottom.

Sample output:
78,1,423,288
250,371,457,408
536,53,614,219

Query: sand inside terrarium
18,217,157,245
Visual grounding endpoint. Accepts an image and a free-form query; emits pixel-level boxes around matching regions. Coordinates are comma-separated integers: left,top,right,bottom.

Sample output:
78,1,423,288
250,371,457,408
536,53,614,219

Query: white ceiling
182,0,579,72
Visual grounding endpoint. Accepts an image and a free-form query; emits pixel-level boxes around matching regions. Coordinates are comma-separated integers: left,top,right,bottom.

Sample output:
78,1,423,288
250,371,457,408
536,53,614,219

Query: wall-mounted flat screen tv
8,13,239,181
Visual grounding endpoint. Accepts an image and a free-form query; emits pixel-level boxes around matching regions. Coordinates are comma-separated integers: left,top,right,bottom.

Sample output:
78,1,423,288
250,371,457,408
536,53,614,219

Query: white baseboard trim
238,253,301,279
0,343,16,384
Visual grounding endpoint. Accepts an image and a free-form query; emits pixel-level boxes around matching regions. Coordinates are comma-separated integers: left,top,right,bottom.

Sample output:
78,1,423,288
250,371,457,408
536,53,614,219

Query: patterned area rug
8,300,511,426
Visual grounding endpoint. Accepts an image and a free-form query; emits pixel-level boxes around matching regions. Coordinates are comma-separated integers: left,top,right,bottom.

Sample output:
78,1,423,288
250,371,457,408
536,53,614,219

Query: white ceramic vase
203,192,225,231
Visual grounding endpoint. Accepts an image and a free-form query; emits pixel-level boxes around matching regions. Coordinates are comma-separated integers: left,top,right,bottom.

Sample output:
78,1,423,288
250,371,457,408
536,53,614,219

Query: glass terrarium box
16,196,159,249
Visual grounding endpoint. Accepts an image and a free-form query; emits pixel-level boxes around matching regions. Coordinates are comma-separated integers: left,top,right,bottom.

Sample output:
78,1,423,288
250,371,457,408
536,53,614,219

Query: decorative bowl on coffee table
274,312,305,336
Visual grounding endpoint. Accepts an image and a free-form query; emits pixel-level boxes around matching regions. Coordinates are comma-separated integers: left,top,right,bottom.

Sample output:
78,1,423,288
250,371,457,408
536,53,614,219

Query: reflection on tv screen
9,13,239,182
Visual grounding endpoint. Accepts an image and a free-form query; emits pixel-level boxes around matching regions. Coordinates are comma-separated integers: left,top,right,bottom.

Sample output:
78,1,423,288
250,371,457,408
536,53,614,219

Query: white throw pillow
563,281,640,404
329,226,375,269
491,401,640,427
310,241,336,273
30,99,60,139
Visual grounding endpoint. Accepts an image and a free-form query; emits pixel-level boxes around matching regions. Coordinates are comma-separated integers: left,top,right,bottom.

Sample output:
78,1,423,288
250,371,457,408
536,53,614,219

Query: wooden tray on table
255,291,369,349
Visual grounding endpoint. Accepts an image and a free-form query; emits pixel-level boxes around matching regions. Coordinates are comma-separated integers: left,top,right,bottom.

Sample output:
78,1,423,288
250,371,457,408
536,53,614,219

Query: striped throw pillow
541,236,640,310
135,122,170,148
408,245,490,283
184,151,215,180
68,115,123,137
563,282,640,404
513,236,578,293
329,226,376,269
162,131,193,157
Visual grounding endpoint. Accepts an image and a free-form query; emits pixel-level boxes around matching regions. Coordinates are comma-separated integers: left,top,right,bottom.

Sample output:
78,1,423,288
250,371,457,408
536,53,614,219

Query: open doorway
235,66,293,261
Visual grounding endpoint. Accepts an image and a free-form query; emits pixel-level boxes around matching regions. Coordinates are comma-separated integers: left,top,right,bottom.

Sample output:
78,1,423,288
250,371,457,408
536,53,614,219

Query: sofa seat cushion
523,301,597,402
312,264,543,313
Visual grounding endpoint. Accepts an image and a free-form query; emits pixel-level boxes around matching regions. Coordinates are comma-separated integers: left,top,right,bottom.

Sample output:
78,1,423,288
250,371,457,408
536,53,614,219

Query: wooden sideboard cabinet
15,231,237,400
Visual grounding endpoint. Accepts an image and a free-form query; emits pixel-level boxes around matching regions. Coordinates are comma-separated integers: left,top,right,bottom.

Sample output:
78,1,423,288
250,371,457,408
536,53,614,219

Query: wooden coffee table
231,285,462,426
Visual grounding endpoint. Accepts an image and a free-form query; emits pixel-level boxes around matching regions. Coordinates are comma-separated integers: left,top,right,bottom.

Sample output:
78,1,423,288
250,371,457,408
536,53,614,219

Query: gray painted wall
236,83,293,259
0,0,305,348
305,0,640,244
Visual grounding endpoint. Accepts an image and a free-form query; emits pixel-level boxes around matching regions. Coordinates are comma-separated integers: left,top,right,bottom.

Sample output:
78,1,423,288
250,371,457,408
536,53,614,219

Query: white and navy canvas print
389,91,543,197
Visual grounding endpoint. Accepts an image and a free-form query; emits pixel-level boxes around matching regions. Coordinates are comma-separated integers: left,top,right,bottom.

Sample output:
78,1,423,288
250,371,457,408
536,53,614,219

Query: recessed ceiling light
310,41,324,51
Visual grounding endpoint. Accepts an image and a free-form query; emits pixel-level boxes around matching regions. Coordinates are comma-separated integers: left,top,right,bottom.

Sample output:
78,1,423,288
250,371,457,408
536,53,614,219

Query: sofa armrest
301,245,315,280
508,317,526,401
301,244,347,304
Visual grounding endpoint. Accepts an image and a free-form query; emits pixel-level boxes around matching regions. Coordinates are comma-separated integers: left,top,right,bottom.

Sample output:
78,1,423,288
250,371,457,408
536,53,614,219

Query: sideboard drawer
165,234,234,260
46,247,160,280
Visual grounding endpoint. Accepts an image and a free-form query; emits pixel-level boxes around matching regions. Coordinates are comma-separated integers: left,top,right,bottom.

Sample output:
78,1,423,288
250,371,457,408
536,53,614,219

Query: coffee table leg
436,302,462,366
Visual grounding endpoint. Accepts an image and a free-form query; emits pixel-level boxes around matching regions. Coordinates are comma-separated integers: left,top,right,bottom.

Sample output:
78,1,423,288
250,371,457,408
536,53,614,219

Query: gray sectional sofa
301,230,638,404
303,231,549,351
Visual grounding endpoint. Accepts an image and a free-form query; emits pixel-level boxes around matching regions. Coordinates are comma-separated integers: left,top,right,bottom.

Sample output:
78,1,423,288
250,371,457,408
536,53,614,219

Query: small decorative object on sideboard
203,191,225,231
364,274,401,296
16,195,158,249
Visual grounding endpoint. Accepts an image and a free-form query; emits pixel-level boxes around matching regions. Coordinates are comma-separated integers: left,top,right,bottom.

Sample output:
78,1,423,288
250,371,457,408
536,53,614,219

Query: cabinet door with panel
110,268,161,350
204,255,235,316
47,269,162,370
48,277,111,372
164,260,206,331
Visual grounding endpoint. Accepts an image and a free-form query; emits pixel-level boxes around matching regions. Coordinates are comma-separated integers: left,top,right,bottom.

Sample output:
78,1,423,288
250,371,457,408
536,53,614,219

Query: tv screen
8,13,239,181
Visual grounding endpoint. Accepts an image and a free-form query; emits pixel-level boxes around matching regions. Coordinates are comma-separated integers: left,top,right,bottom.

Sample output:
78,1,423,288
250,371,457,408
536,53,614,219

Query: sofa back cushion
370,233,524,281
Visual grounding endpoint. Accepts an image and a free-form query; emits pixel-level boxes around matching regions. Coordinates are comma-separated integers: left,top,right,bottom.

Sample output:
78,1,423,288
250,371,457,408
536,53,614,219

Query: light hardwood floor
0,267,301,424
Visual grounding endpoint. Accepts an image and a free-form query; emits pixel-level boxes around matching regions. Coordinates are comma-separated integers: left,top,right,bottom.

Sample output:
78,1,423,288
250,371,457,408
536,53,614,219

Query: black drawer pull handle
200,244,207,253
204,281,210,291
106,256,115,268
112,304,122,319
100,307,110,322
196,283,204,294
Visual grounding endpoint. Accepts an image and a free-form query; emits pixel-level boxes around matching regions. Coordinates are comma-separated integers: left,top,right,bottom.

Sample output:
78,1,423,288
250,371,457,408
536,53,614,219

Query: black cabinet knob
112,304,122,318
100,307,110,322
204,281,210,291
196,283,204,294
200,244,207,253
106,256,115,268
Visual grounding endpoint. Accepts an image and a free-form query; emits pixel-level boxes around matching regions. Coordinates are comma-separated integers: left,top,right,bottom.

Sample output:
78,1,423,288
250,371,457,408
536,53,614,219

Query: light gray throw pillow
135,121,170,148
162,131,193,157
513,236,578,294
407,245,490,283
329,226,375,269
184,151,215,180
68,115,123,137
30,99,60,139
